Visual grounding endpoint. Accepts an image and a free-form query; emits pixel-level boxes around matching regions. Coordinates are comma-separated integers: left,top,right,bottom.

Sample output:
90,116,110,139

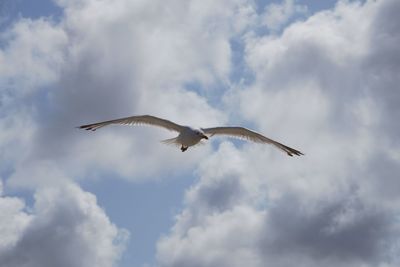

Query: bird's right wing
78,115,184,132
202,126,303,156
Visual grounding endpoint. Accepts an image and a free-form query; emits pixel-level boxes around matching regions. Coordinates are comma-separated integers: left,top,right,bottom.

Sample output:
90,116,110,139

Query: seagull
78,114,303,156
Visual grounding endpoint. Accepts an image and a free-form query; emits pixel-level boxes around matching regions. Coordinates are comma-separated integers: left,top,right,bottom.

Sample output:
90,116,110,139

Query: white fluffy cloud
0,0,256,265
262,0,307,31
157,1,400,266
0,181,128,267
0,0,260,186
0,18,67,96
0,182,32,252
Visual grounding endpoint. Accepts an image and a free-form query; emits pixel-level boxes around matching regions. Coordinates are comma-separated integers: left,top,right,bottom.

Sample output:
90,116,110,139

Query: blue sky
1,1,400,267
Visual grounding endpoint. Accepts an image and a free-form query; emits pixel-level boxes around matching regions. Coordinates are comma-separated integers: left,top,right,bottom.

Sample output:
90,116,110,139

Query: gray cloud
157,1,400,267
187,174,244,212
363,0,400,142
260,190,396,266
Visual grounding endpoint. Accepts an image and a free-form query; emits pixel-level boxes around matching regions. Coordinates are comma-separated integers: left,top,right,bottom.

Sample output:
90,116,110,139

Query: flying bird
78,115,303,156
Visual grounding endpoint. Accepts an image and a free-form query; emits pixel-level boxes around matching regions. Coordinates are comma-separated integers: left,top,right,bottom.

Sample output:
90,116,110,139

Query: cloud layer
1,0,400,267
0,0,256,266
156,1,400,266
2,0,254,187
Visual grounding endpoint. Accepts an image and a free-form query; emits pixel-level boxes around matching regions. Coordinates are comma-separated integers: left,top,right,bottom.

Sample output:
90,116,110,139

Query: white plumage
78,114,303,156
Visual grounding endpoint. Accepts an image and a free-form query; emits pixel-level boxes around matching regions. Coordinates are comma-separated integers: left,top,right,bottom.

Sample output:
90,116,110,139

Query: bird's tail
161,137,180,147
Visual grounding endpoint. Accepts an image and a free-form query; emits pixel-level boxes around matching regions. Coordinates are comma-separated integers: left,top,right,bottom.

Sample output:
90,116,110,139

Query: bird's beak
202,135,209,140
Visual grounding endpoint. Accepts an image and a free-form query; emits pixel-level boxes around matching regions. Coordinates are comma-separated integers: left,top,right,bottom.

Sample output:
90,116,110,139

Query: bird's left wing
78,115,184,132
202,126,303,157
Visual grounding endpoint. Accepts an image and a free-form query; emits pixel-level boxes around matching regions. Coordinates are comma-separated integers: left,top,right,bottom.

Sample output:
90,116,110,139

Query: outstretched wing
78,115,184,132
202,126,303,156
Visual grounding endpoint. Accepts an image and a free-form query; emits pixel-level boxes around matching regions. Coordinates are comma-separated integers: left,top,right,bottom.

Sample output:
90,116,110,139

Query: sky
1,0,400,267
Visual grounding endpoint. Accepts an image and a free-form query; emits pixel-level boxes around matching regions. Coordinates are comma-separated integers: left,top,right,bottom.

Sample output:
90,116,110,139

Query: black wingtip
77,125,96,131
282,145,304,157
286,149,305,157
291,151,304,157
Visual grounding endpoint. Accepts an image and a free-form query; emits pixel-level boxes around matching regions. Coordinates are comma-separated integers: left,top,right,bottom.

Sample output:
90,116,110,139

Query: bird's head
194,129,208,140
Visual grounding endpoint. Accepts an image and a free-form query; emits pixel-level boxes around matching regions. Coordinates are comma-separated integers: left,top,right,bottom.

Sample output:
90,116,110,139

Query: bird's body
176,127,208,151
78,115,303,156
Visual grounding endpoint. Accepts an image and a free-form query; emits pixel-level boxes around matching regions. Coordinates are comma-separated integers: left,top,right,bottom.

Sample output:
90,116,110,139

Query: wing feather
202,127,303,156
78,115,184,132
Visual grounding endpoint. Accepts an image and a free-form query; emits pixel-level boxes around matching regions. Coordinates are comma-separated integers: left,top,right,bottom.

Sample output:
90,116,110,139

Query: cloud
0,17,67,96
0,18,66,180
259,190,396,267
157,1,400,266
2,0,400,266
0,181,32,252
0,0,259,186
0,0,256,265
158,144,400,267
262,0,307,31
0,181,128,267
157,205,265,267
